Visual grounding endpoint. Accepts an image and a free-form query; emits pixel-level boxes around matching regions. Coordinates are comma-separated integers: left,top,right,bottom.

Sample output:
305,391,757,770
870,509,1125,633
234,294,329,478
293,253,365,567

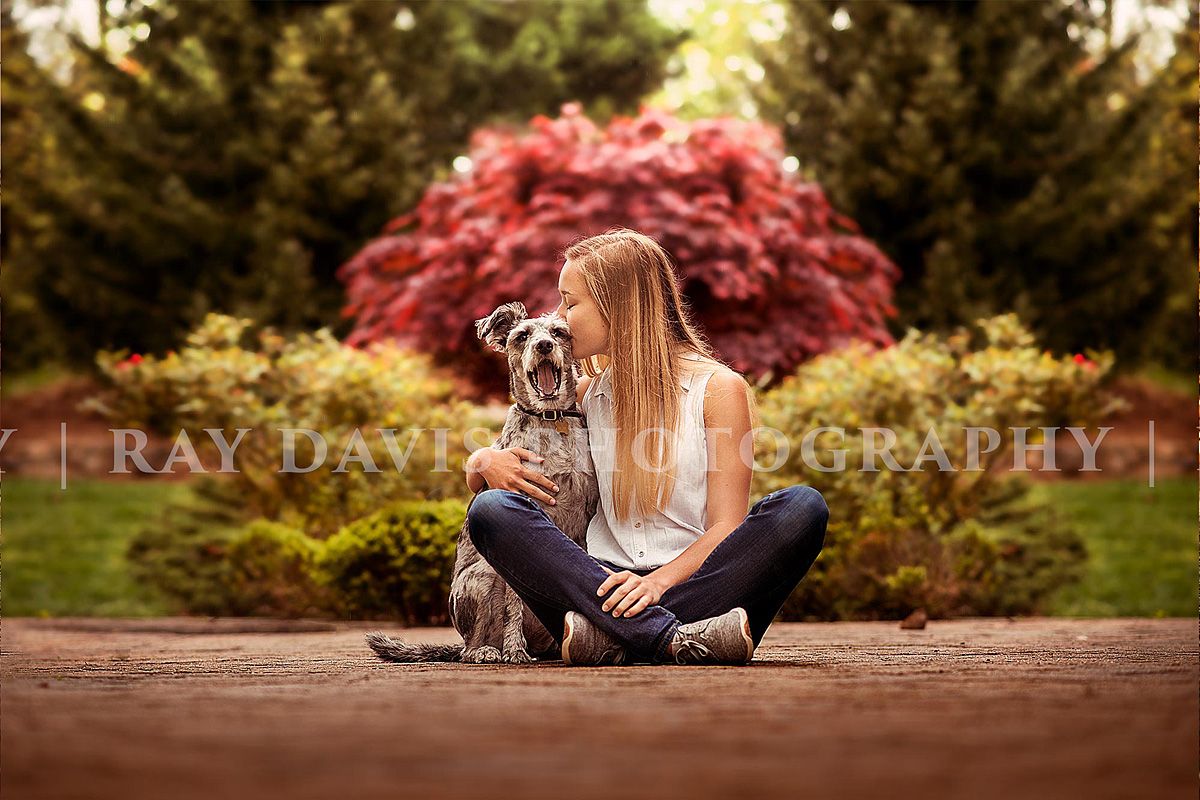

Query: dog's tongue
536,363,557,395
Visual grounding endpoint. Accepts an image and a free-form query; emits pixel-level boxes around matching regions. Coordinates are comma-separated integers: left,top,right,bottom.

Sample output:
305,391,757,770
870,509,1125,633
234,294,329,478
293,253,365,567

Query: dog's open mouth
527,361,561,399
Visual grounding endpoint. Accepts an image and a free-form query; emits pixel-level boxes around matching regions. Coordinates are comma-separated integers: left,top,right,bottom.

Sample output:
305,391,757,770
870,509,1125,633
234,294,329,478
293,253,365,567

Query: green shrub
957,479,1089,615
225,520,332,618
86,313,485,537
128,481,467,621
759,314,1120,620
126,475,333,618
777,475,1088,620
126,476,245,616
314,499,466,623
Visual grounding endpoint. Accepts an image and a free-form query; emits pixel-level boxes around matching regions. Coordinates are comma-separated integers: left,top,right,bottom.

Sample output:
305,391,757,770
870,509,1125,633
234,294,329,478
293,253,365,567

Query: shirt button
637,551,645,558
633,522,641,528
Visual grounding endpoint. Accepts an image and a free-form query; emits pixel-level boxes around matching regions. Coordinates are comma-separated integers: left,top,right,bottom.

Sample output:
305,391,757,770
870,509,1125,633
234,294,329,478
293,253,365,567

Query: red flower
129,353,143,364
1073,353,1085,364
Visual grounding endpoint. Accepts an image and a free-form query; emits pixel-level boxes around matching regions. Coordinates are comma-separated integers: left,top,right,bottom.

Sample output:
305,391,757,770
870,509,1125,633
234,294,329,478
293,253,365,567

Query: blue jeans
466,484,828,664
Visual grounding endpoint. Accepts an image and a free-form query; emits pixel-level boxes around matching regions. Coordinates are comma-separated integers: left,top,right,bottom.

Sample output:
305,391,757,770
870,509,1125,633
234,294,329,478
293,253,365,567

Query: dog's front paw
502,649,534,665
462,645,503,664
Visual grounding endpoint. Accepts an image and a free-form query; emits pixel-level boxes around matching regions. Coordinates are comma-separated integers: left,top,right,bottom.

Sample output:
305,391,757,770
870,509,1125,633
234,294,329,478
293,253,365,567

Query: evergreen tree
1,2,65,369
754,0,1195,370
1,0,684,369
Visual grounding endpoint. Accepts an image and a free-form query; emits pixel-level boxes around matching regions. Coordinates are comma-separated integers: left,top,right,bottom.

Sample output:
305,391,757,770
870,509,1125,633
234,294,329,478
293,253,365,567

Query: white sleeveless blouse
581,352,720,570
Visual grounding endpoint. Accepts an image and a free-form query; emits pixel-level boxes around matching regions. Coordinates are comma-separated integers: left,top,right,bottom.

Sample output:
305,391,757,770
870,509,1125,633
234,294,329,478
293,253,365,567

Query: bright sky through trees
12,0,1189,96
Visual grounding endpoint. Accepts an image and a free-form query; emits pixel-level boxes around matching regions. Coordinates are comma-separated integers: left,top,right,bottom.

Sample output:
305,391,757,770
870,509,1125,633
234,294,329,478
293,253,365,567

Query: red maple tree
338,103,900,397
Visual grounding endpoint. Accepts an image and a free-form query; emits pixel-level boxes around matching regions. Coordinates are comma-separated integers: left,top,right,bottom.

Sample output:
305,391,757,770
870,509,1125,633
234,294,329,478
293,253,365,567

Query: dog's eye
552,330,569,339
512,331,528,343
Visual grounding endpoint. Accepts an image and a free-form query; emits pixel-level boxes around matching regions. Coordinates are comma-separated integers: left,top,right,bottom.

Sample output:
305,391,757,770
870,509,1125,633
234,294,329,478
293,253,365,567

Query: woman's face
555,260,609,360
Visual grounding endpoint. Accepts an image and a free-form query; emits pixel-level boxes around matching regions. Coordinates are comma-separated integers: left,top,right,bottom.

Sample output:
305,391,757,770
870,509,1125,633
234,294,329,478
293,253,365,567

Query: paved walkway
2,617,1195,799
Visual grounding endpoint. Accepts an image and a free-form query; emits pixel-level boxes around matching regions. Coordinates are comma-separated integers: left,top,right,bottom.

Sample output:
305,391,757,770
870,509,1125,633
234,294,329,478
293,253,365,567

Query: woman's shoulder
700,364,745,390
697,365,751,422
679,353,741,392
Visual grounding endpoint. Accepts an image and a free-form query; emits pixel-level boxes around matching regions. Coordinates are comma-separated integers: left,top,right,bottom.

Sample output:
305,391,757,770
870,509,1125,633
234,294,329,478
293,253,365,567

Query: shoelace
593,639,627,665
673,640,713,664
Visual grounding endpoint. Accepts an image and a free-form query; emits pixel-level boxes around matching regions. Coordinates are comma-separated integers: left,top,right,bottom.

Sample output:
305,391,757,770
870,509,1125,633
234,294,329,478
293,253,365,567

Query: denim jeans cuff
650,620,680,664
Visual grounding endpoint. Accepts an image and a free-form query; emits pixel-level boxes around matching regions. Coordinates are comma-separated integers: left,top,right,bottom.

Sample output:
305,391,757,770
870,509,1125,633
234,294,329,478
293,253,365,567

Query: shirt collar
592,353,702,399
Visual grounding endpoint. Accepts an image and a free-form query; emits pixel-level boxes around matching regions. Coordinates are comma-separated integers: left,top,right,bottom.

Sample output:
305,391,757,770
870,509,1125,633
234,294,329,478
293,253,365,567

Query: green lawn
1,475,1195,618
1035,476,1198,617
2,478,189,617
4,362,80,396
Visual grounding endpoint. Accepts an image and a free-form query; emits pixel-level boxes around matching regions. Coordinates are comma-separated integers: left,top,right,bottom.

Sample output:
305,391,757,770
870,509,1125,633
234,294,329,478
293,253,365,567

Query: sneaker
562,610,630,666
667,607,755,665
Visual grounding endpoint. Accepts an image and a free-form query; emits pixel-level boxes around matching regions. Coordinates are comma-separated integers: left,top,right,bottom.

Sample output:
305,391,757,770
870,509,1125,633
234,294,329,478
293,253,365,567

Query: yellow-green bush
87,313,483,537
757,314,1122,620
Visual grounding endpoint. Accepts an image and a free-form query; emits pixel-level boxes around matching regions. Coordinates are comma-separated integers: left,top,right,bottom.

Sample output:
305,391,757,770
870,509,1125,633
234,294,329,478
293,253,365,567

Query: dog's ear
475,302,528,354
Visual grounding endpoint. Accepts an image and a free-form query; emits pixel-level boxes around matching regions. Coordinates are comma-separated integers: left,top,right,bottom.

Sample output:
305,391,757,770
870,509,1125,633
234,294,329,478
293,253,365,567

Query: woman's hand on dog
596,566,667,618
470,446,560,505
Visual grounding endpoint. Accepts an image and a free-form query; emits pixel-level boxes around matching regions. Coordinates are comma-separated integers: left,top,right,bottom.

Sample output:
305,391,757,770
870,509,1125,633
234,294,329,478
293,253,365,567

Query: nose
536,340,554,354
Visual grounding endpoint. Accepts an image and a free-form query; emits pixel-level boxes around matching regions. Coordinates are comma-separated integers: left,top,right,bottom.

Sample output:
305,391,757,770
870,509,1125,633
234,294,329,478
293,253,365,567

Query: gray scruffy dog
365,301,600,663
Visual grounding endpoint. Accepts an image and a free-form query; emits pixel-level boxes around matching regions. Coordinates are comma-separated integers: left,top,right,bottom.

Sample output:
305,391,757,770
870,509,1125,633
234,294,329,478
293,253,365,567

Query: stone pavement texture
2,617,1196,800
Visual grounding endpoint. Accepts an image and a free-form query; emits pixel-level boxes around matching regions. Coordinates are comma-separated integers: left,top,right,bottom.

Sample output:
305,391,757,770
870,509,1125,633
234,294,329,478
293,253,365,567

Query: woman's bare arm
464,446,558,502
465,447,491,494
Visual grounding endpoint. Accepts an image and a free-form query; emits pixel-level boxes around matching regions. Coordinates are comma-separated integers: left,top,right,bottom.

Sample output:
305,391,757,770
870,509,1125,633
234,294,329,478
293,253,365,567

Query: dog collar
515,406,584,422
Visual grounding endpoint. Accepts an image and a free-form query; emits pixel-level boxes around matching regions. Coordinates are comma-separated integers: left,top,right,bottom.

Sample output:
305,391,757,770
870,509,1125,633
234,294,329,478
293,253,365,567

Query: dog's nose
536,340,554,354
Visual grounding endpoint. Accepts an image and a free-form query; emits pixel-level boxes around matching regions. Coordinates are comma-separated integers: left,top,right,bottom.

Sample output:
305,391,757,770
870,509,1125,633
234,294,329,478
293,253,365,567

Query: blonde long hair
565,228,761,522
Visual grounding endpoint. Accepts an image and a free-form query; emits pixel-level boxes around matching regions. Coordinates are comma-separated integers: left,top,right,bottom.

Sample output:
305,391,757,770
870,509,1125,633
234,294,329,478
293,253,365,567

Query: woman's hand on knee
596,566,665,618
469,446,560,505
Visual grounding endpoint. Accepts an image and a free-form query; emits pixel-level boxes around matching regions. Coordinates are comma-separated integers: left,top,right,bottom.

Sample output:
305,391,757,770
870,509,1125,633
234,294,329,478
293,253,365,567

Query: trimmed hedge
128,486,466,622
314,499,463,624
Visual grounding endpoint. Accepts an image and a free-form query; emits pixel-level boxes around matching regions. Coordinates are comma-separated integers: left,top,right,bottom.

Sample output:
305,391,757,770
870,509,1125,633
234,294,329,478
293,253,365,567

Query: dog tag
555,418,569,435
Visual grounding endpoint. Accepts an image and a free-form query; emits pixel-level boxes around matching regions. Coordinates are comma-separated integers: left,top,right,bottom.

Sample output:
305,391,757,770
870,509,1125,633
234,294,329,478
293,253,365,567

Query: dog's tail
365,631,465,663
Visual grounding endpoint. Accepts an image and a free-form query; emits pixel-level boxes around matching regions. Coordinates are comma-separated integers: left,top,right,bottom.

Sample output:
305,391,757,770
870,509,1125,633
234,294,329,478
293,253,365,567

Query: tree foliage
1,0,683,370
754,0,1196,371
339,103,900,395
